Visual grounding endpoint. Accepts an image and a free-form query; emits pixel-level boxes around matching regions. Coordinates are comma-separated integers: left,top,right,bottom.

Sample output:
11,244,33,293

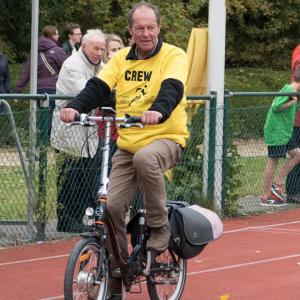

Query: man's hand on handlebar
60,108,80,123
142,110,162,125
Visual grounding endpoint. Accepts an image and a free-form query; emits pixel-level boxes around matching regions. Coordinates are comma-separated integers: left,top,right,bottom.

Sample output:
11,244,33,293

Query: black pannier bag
167,201,223,259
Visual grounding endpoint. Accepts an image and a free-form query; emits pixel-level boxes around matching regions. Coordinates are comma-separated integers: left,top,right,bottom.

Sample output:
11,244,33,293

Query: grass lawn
0,163,57,221
225,67,290,101
0,152,289,222
236,156,286,197
0,165,28,221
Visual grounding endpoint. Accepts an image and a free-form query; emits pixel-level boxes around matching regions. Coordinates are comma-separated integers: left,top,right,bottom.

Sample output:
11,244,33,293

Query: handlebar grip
126,116,142,123
74,114,80,122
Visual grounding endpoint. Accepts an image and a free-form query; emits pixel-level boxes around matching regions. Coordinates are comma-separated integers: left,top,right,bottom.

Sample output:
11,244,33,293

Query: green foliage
165,103,242,216
165,105,205,205
1,0,207,62
2,0,300,69
222,139,242,217
0,1,31,62
226,0,300,68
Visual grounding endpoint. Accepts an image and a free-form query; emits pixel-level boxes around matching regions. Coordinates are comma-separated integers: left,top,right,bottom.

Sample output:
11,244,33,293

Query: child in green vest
261,67,300,206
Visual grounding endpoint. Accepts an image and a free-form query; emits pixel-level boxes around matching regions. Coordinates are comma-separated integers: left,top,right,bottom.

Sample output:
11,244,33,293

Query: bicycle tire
64,237,108,300
146,249,187,300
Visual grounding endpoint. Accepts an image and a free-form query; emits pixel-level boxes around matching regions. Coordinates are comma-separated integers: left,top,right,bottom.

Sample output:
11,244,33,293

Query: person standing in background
14,25,66,96
261,67,300,206
62,23,82,56
14,25,67,137
103,34,124,63
291,45,300,131
0,40,10,94
285,44,300,197
51,29,106,233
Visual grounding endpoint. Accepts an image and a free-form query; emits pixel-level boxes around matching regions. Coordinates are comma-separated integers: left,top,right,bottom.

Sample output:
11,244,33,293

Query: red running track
1,209,300,300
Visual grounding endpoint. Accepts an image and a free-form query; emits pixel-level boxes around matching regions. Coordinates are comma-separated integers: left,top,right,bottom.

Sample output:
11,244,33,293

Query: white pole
27,0,39,237
30,0,39,95
207,0,226,214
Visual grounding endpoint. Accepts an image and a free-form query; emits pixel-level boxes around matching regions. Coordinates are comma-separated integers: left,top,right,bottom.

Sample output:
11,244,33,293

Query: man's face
70,28,82,44
129,6,160,57
82,37,105,64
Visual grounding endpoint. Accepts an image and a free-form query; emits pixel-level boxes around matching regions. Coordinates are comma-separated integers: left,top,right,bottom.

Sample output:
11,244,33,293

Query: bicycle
64,108,187,300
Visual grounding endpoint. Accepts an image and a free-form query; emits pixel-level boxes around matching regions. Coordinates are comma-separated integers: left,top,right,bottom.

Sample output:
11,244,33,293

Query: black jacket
62,41,80,56
0,54,10,93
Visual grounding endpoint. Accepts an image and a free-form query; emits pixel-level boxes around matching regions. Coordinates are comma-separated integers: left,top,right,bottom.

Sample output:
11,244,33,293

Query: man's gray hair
81,29,105,45
128,1,161,28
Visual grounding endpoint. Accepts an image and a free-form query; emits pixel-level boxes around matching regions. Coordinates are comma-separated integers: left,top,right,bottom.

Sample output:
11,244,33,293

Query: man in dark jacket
62,23,82,56
0,52,10,94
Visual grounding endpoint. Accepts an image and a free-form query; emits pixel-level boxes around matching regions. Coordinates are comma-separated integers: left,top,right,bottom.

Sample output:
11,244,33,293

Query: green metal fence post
207,91,217,200
28,101,37,239
36,94,49,240
221,91,230,212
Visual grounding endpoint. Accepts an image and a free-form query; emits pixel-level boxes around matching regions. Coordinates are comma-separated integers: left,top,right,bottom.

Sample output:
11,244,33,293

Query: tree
226,0,300,68
0,1,31,62
2,0,300,69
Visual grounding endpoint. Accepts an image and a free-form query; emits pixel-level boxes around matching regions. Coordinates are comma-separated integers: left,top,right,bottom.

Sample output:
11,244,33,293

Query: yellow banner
186,28,208,96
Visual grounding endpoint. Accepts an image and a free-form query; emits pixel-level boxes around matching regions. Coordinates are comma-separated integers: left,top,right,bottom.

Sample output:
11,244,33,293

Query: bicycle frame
65,111,188,300
76,110,147,271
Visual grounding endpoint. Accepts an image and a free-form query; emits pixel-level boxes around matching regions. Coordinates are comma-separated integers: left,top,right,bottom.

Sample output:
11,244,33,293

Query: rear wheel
147,249,187,300
64,238,108,300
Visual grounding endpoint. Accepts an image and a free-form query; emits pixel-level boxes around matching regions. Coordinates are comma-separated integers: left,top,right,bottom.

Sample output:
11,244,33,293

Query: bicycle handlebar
71,113,143,128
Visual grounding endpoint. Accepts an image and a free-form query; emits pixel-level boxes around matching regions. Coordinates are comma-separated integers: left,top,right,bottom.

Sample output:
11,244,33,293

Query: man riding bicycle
60,2,189,299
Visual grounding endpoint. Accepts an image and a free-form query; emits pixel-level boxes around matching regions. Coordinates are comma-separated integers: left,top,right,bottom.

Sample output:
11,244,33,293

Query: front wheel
64,237,109,300
147,249,187,300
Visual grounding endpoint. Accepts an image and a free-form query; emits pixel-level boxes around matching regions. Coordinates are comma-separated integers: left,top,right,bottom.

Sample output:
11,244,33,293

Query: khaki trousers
107,139,182,265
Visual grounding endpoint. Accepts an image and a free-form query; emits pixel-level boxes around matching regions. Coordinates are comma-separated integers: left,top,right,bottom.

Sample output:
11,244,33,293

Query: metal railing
1,91,300,246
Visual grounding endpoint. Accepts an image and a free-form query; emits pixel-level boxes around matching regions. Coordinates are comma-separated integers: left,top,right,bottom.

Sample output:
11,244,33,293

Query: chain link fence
227,92,300,215
1,94,300,247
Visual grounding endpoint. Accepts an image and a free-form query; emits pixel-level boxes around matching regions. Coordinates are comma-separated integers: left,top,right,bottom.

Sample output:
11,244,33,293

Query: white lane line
1,221,300,267
261,228,300,232
188,253,300,276
0,254,69,267
253,228,300,234
224,220,300,234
